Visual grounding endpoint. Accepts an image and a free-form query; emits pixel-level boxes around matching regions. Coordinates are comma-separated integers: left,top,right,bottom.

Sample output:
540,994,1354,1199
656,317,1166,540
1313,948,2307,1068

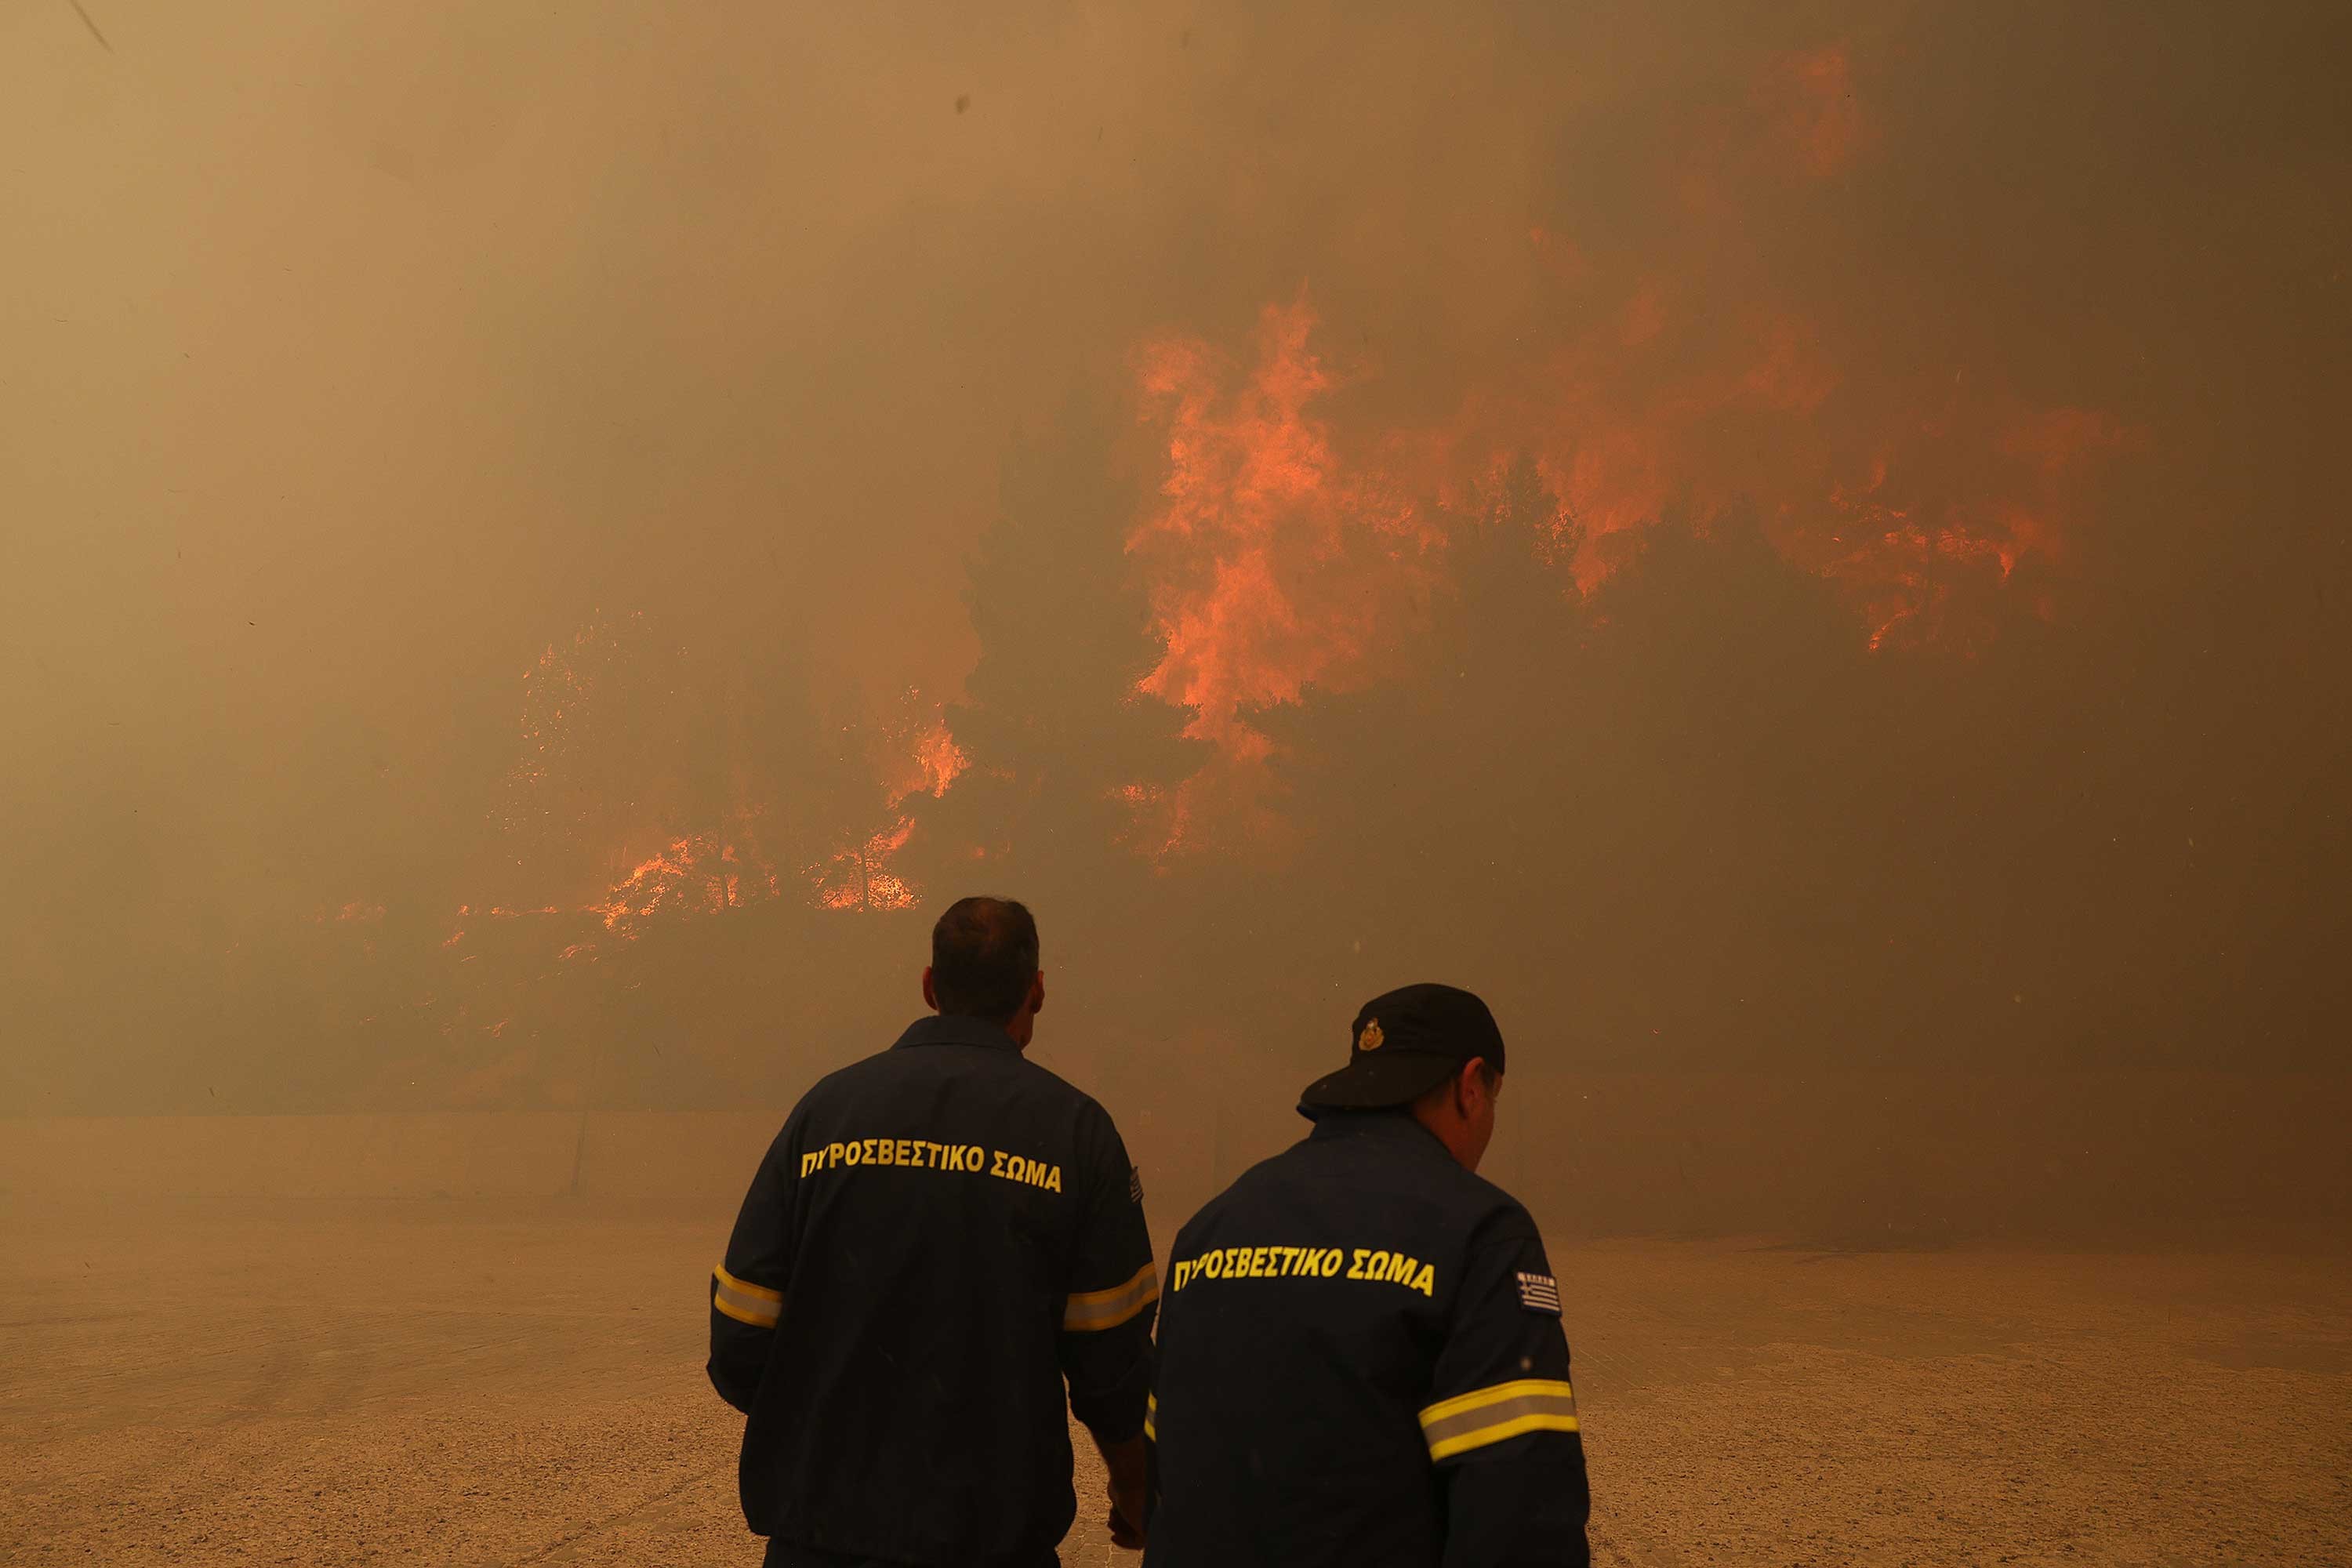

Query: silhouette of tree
915,401,1205,909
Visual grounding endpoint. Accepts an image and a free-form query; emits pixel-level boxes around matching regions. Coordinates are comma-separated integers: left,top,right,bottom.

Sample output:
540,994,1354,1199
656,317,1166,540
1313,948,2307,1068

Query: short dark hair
930,896,1040,1024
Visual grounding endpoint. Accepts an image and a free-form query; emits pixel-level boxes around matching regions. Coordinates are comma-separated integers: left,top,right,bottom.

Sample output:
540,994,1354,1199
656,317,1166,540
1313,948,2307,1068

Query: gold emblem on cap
1358,1018,1385,1052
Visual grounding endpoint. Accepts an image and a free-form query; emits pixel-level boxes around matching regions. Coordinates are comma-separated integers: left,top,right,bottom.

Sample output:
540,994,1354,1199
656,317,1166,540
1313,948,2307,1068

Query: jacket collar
1305,1108,1454,1161
892,1014,1024,1052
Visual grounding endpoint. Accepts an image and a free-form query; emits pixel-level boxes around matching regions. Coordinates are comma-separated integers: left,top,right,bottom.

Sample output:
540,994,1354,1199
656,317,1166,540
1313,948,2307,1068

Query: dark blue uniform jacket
1145,1110,1590,1568
709,1015,1157,1568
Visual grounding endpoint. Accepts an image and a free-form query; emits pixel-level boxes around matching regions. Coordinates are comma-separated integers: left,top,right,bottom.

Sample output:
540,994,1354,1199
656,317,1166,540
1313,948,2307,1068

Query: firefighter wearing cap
708,896,1158,1567
1143,983,1590,1568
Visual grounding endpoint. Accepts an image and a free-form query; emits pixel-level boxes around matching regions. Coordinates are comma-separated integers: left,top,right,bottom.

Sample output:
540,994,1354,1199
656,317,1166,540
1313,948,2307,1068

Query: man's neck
935,1011,1027,1051
1408,1104,1479,1171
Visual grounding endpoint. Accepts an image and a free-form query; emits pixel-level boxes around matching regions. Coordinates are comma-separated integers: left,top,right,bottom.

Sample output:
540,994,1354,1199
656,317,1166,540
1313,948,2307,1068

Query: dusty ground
4,1200,2347,1566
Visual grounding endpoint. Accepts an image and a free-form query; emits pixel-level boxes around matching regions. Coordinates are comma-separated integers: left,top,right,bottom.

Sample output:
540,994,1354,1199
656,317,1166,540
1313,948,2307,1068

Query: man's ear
1027,970,1046,1016
921,965,938,1013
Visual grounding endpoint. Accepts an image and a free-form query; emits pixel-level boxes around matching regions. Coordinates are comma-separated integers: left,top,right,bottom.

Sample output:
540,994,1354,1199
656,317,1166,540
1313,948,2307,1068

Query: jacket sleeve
706,1116,800,1414
1054,1105,1159,1443
1425,1214,1592,1568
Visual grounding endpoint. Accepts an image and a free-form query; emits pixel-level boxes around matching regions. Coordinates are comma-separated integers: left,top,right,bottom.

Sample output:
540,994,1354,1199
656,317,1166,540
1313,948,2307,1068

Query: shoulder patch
1515,1270,1562,1316
1130,1164,1145,1205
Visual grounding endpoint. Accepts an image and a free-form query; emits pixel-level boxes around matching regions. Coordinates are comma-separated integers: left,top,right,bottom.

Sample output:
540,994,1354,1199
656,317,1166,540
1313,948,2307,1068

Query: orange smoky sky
2,1,2346,1109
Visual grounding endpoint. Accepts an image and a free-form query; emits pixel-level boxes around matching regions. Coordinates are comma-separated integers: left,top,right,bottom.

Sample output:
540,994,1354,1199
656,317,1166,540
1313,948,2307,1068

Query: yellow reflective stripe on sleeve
1062,1261,1159,1331
1417,1377,1578,1461
712,1263,782,1329
1144,1392,1157,1443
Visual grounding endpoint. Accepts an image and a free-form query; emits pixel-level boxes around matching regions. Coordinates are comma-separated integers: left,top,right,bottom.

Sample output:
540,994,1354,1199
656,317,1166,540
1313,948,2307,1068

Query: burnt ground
4,1201,2347,1566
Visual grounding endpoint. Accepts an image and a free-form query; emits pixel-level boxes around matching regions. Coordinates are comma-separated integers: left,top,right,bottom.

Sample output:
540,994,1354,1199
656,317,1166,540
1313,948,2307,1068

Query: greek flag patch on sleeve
1515,1271,1562,1316
1130,1165,1145,1205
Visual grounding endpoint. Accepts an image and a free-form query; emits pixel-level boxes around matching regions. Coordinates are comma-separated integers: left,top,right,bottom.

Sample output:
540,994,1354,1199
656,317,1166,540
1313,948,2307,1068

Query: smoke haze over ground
7,9,2351,1566
4,0,2348,1243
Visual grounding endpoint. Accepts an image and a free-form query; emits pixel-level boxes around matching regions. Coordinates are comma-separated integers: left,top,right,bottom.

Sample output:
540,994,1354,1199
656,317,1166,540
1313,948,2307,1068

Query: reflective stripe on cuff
1417,1378,1577,1461
1144,1392,1157,1442
1063,1261,1159,1331
712,1263,782,1329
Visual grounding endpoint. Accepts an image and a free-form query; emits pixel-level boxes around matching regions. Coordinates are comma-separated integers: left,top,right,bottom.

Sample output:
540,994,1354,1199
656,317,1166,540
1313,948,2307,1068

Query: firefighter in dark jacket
709,897,1158,1568
1144,983,1591,1568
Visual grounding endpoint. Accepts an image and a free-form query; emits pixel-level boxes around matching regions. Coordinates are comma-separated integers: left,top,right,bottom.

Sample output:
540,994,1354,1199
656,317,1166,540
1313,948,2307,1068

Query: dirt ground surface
5,1200,2347,1566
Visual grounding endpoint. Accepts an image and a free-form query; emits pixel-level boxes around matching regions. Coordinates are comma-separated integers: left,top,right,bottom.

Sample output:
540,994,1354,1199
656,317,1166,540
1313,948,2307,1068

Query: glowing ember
586,834,737,938
814,817,922,913
797,688,966,912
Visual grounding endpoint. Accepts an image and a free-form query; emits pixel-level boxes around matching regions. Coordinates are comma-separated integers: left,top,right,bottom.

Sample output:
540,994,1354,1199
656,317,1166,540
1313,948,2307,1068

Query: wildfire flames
568,706,967,941
809,705,967,916
813,818,922,914
435,37,2134,931
1131,302,1432,762
470,616,973,952
586,836,767,936
1127,307,2128,757
1113,43,2132,761
1138,292,1923,702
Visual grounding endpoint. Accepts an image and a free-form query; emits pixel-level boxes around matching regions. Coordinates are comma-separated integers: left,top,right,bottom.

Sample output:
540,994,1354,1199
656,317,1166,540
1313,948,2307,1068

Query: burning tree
916,402,1205,897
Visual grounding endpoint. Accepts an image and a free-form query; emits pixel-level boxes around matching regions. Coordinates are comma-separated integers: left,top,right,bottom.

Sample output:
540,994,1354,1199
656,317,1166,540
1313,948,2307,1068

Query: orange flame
586,835,736,937
895,715,968,805
1131,281,2136,742
814,817,922,913
489,629,970,935
1130,298,1436,759
1116,37,2135,713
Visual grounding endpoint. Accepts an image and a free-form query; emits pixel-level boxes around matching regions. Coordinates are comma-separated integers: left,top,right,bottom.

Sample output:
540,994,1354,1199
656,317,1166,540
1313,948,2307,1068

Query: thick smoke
2,0,2346,1165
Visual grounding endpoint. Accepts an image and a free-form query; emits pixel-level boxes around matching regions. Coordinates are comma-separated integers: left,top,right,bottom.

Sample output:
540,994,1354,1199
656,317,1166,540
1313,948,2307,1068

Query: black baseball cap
1298,983,1508,1116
